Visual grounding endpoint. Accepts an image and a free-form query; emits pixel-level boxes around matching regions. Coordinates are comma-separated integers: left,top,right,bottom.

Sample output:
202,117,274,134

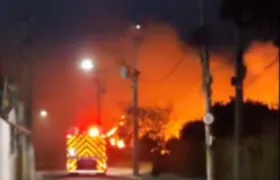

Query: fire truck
66,125,108,175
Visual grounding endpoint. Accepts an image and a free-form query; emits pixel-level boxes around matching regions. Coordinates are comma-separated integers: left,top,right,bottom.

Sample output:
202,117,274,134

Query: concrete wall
0,108,17,180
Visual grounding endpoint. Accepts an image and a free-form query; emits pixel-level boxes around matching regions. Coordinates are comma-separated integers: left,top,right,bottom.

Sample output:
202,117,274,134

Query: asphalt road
42,174,202,180
39,165,151,180
42,174,135,180
39,164,200,180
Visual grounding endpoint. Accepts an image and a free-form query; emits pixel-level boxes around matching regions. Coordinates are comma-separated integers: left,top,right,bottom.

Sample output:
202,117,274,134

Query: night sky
0,0,236,49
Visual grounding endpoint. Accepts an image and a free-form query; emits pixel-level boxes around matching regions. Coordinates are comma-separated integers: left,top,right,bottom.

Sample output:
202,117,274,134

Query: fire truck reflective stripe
68,136,106,158
67,159,77,171
67,137,105,157
66,134,107,172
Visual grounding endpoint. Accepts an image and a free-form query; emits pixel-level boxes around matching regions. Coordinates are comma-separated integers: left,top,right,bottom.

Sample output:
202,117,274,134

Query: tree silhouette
177,100,279,178
180,120,205,142
180,100,279,141
120,105,173,141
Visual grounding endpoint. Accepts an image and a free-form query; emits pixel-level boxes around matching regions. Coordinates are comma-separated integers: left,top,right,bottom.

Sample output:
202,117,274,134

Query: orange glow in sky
26,22,278,143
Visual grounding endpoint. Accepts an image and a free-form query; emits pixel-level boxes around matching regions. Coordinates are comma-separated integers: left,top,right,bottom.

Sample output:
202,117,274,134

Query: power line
179,59,278,105
179,65,225,101
140,58,185,84
245,59,278,88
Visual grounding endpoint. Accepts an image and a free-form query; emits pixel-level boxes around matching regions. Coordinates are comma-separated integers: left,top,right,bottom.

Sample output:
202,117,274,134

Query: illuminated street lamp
135,24,141,30
39,109,48,118
80,58,95,71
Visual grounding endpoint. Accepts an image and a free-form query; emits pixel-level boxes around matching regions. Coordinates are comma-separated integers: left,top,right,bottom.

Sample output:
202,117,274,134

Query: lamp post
80,58,103,125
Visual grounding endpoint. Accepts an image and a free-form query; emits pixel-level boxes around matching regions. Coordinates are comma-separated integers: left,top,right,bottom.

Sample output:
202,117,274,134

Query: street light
39,109,48,118
80,58,95,71
135,24,141,30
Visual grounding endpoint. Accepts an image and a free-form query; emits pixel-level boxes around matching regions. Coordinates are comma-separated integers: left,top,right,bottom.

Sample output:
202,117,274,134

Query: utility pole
198,0,215,180
19,16,36,180
95,74,102,125
25,52,36,180
120,24,142,176
80,59,105,126
277,38,280,113
232,27,246,180
132,24,142,176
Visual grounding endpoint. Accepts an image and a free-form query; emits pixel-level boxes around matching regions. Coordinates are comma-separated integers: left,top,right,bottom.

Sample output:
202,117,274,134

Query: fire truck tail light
67,134,72,139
